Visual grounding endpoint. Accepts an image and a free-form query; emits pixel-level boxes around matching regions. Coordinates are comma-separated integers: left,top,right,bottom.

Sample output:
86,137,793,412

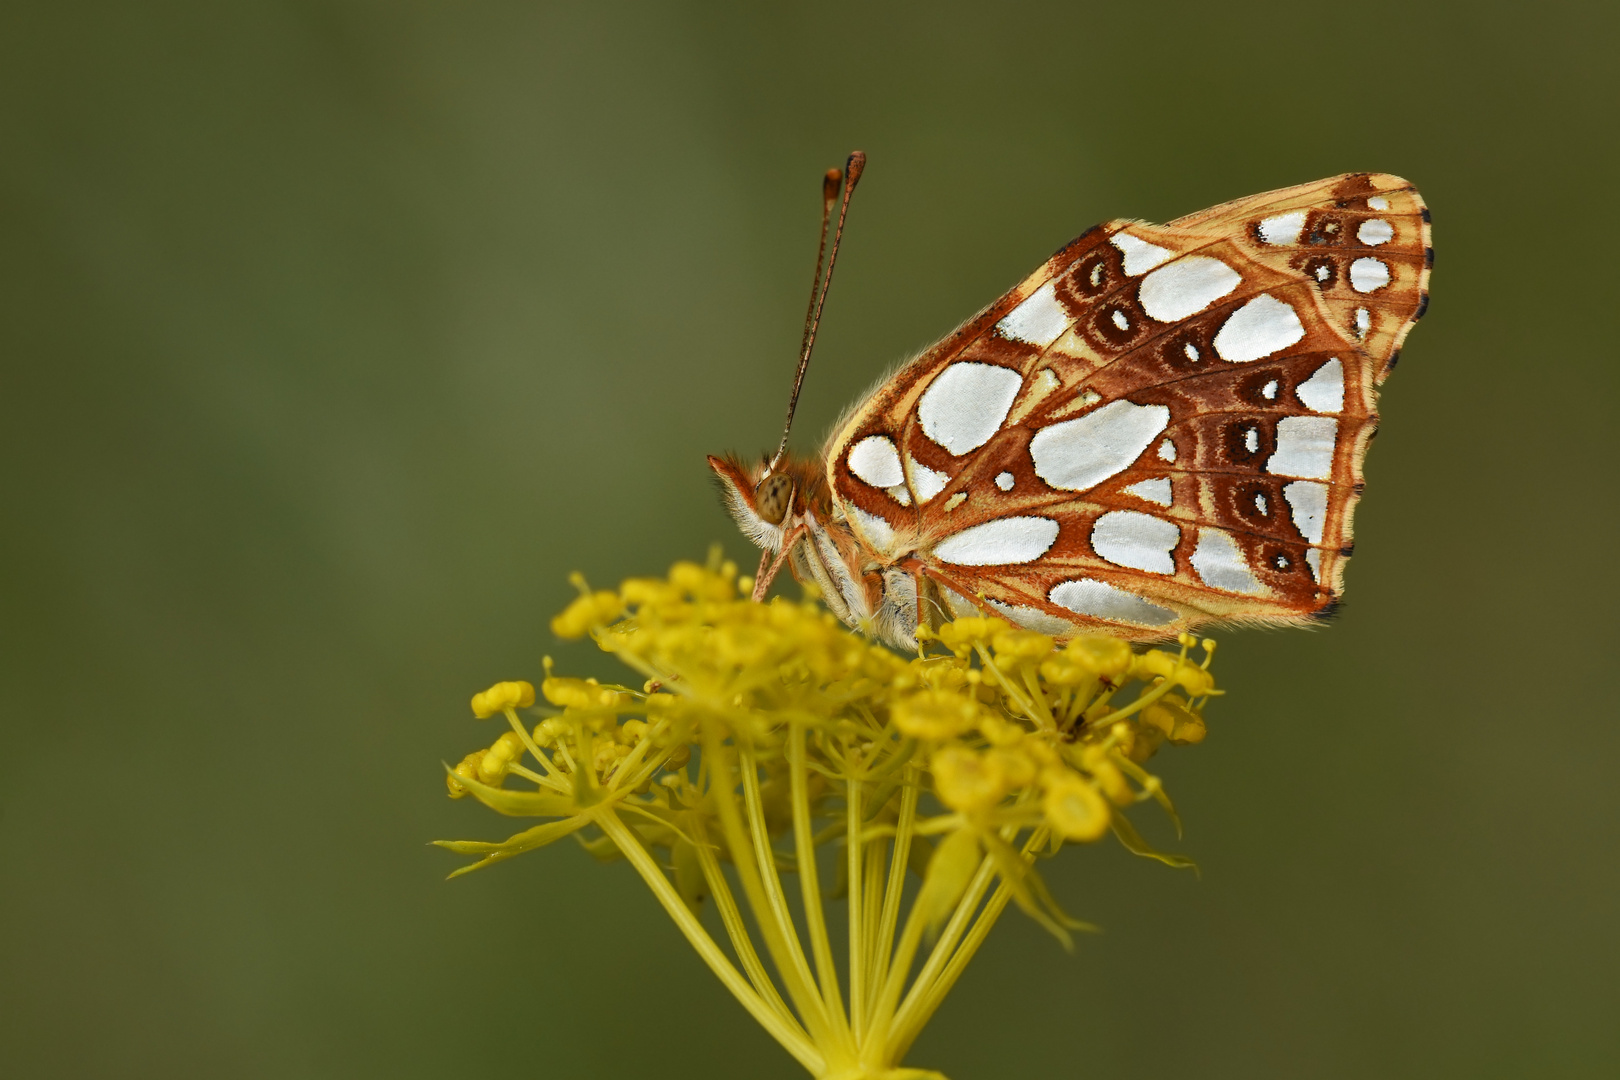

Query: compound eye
754,473,794,525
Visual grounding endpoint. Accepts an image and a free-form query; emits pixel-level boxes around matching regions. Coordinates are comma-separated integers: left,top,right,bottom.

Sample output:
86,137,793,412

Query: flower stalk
437,555,1218,1080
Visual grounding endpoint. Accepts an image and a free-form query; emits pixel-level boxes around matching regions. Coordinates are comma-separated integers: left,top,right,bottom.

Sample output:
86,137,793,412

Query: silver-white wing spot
909,458,949,503
1305,548,1323,581
994,471,1015,491
1349,257,1390,293
1111,232,1174,275
1190,528,1264,595
1029,400,1170,492
1123,476,1171,505
1049,578,1175,626
986,598,1076,636
917,362,1023,456
1295,359,1344,413
1213,294,1305,363
1257,210,1306,245
849,504,898,556
1267,416,1338,480
1157,438,1176,463
1090,510,1178,573
996,280,1070,347
1357,218,1394,246
848,435,904,488
1353,307,1371,339
1367,196,1390,211
1138,256,1241,323
1283,480,1328,544
933,516,1060,566
939,585,978,618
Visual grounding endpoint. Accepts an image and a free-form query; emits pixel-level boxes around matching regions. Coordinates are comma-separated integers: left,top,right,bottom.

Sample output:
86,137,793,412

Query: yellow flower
1042,772,1111,841
931,745,1008,812
435,552,1221,1080
540,676,622,710
469,680,534,718
892,689,983,741
550,583,624,638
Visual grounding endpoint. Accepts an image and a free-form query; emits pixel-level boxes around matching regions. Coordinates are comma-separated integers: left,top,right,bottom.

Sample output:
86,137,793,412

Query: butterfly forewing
826,173,1430,640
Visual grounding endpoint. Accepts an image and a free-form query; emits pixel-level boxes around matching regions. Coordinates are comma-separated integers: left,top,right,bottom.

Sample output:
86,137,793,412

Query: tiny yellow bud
446,751,482,798
1143,699,1208,745
669,561,733,601
892,689,983,741
1132,649,1217,695
989,746,1037,788
470,680,535,719
1037,653,1091,686
477,746,513,784
542,676,610,709
991,628,1054,662
550,591,625,638
621,577,679,607
715,623,775,667
936,616,1010,655
1043,774,1110,841
931,746,1008,813
1060,636,1134,682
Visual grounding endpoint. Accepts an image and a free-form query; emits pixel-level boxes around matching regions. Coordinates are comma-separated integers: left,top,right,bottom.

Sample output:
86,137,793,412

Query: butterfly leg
751,525,807,602
894,559,947,648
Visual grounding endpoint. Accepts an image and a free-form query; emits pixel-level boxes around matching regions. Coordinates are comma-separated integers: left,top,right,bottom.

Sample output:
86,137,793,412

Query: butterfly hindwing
826,173,1429,640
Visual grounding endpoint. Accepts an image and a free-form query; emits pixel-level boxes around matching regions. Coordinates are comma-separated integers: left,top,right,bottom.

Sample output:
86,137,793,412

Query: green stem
889,827,1047,1060
869,766,918,1028
688,815,798,1029
596,809,823,1075
846,775,866,1043
701,723,837,1050
883,849,998,1053
783,725,855,1059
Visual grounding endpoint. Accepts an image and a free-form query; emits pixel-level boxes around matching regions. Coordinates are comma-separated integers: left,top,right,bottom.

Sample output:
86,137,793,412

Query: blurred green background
3,2,1616,1077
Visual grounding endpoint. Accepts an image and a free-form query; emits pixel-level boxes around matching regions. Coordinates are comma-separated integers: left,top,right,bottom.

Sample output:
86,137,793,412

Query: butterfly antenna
769,150,865,473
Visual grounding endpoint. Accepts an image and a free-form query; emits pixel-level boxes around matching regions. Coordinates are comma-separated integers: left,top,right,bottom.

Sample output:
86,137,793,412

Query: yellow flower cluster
436,554,1219,1080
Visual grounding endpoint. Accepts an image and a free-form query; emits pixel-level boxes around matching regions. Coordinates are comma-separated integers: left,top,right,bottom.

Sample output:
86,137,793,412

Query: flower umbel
437,554,1219,1080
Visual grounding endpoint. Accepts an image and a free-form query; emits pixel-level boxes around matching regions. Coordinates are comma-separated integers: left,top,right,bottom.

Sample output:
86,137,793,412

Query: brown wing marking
825,174,1429,639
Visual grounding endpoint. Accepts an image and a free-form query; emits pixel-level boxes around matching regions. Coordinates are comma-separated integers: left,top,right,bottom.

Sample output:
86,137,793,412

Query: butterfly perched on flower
711,153,1431,649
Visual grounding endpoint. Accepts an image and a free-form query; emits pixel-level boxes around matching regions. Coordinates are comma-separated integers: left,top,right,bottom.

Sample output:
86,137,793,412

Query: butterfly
711,152,1431,648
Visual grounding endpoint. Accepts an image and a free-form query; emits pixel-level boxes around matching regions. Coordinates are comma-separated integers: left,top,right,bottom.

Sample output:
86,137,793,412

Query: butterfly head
754,471,795,525
707,453,827,552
